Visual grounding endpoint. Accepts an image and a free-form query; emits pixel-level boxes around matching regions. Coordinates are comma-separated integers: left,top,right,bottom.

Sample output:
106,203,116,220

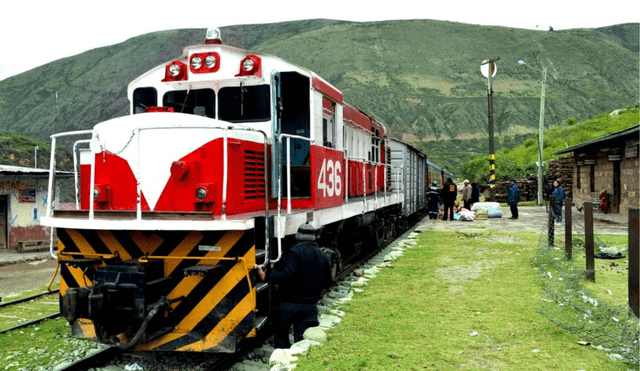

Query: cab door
276,72,311,198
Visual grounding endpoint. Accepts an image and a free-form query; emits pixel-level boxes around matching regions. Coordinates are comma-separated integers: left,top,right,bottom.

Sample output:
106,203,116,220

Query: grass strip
296,231,632,371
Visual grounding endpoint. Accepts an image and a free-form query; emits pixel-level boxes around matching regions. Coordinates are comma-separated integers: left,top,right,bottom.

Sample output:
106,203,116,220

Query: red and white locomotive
41,28,439,353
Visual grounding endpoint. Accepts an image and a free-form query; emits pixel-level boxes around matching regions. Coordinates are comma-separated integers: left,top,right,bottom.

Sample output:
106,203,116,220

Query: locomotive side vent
244,150,266,199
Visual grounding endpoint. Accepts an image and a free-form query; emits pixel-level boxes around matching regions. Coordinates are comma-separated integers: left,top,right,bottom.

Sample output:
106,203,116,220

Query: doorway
0,195,7,249
279,72,311,197
613,160,621,213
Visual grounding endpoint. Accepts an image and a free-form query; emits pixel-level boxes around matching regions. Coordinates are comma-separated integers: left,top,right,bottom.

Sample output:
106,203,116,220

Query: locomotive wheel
373,223,385,248
330,250,342,281
385,221,396,241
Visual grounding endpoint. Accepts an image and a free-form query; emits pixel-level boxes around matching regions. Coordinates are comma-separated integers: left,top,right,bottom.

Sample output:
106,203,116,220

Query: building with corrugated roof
553,125,639,218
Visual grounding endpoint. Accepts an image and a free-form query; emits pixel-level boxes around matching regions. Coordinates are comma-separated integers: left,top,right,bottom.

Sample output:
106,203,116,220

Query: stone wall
620,155,639,218
570,140,639,219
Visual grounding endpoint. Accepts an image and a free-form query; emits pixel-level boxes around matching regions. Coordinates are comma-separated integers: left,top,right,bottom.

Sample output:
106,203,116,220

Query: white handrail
46,130,94,258
273,133,313,265
277,133,313,215
72,140,91,210
45,126,270,260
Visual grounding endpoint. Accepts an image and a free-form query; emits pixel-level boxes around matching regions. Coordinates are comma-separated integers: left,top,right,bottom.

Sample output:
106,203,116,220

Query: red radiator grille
244,150,266,199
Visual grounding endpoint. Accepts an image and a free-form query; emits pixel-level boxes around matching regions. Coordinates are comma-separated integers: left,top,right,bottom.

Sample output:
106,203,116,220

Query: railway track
0,289,60,335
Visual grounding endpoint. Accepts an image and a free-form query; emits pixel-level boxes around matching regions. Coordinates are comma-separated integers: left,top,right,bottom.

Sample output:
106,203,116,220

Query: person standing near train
426,180,441,219
462,180,472,210
258,223,332,349
552,179,566,224
506,178,520,219
470,181,480,209
441,177,457,221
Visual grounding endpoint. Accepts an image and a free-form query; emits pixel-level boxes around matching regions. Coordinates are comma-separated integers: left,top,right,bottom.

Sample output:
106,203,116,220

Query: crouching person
258,223,332,348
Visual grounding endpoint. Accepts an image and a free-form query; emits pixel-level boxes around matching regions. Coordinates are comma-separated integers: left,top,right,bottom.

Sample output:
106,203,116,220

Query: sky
1,0,638,81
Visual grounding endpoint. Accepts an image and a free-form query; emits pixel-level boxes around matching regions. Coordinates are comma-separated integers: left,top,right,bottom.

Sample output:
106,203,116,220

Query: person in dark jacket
258,223,332,349
426,180,441,219
441,177,457,221
552,179,566,224
506,178,520,219
470,182,480,208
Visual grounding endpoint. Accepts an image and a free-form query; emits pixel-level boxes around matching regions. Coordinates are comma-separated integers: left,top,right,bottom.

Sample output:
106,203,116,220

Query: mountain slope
0,19,637,142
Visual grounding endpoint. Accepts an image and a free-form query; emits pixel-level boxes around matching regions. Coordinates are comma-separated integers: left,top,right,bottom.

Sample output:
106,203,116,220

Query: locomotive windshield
133,85,271,123
163,89,215,118
219,85,270,123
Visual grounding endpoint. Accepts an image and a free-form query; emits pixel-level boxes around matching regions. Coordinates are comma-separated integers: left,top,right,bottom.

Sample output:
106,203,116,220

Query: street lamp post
481,59,498,200
518,60,547,206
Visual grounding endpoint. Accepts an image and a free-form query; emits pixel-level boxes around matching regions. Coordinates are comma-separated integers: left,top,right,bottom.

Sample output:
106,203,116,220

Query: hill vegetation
0,130,72,170
457,107,639,182
0,19,637,148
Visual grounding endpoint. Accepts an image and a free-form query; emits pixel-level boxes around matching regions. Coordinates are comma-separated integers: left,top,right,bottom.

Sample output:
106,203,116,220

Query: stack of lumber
490,177,538,203
546,156,573,199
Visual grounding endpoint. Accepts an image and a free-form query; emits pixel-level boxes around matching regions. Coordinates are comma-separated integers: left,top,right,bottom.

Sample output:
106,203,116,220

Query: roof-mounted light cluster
205,27,222,45
190,52,220,74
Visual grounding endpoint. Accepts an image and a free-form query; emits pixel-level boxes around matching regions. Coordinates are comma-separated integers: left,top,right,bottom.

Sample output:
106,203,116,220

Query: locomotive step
255,316,268,331
182,264,225,276
256,282,269,293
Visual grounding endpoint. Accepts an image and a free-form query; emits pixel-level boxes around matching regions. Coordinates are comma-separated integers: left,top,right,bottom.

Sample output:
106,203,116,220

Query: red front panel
80,155,150,211
79,139,267,216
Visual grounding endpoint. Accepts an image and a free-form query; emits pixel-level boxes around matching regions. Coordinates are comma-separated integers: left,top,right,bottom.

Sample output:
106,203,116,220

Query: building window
590,164,595,192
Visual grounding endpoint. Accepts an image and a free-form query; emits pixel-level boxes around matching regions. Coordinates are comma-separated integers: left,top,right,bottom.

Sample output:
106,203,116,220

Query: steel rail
0,289,60,308
0,312,60,335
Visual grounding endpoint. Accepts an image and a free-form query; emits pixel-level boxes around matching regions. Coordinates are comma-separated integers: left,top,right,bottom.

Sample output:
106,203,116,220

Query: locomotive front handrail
47,130,94,259
72,139,92,210
45,123,271,266
129,124,271,267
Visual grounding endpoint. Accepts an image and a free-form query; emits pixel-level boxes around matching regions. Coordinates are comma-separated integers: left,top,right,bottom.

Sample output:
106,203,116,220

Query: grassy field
296,230,634,371
0,231,633,370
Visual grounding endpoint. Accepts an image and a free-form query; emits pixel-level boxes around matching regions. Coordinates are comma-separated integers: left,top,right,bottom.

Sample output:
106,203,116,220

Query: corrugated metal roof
553,125,639,155
0,164,74,178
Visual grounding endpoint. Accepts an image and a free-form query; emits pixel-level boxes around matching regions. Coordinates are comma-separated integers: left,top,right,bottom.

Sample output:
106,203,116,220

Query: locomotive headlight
204,54,217,68
235,54,261,77
241,57,254,72
190,55,202,70
168,63,181,76
195,187,207,200
93,188,100,200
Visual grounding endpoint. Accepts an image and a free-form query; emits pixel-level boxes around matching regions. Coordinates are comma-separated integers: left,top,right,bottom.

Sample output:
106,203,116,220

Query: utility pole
481,59,498,200
537,67,547,206
519,60,548,206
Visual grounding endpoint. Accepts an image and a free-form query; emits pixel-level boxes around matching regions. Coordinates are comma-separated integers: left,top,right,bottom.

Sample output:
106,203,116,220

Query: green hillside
0,19,637,145
0,130,71,169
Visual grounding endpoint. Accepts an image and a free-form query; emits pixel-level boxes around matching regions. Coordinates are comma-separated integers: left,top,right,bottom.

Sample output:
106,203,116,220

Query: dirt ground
419,205,628,235
0,206,628,301
0,257,58,301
